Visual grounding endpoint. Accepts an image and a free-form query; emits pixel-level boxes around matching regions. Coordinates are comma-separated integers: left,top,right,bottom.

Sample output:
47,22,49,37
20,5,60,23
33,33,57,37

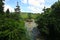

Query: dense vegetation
0,13,28,40
0,0,4,13
37,1,60,40
0,0,60,40
20,12,39,20
0,0,28,40
0,0,39,40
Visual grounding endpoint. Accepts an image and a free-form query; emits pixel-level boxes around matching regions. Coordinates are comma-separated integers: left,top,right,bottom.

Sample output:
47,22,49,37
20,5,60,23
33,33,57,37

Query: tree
28,13,31,19
6,9,10,14
0,13,28,40
37,1,60,40
51,1,60,18
0,0,5,13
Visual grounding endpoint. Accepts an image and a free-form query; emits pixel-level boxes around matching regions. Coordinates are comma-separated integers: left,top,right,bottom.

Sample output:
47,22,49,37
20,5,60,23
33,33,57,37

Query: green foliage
20,12,40,20
51,1,60,18
0,0,4,13
6,9,10,14
37,1,60,40
0,13,27,40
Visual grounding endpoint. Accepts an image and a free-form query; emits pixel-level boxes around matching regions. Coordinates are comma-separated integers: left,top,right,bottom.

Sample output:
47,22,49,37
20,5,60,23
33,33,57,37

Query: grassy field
20,12,40,19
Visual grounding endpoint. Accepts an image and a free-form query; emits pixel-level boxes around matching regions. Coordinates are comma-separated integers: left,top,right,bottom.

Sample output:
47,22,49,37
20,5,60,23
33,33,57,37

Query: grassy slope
20,12,40,19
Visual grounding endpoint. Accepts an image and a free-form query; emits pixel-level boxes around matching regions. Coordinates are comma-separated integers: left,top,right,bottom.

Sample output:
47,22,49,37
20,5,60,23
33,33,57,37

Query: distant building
15,2,20,13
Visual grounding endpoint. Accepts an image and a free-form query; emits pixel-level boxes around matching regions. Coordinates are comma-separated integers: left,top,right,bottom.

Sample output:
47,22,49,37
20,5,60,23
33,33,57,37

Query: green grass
20,12,40,19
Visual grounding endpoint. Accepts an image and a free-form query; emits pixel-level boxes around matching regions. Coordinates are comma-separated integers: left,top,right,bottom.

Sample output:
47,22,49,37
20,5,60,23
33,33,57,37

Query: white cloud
4,5,14,12
45,5,51,8
28,6,43,13
5,0,10,2
28,0,44,7
21,0,45,13
21,0,28,4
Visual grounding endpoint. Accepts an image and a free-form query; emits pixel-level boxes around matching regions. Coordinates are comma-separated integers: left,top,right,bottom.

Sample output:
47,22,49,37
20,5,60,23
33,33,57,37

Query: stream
25,19,40,40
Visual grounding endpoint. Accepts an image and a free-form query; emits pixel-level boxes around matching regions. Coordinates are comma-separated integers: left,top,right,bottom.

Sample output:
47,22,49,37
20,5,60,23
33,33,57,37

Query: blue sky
4,0,57,13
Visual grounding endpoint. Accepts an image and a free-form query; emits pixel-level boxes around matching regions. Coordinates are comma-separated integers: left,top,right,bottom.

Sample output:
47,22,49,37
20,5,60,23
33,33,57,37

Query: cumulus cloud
5,0,10,2
21,0,28,4
28,0,44,7
21,0,45,13
4,5,14,12
28,6,43,13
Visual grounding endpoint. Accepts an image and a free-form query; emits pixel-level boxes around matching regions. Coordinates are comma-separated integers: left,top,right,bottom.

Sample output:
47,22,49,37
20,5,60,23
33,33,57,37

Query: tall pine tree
6,9,10,14
0,0,5,13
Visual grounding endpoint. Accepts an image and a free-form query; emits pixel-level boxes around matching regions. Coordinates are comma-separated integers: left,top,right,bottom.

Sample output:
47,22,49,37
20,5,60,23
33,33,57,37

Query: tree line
37,1,60,40
0,0,29,40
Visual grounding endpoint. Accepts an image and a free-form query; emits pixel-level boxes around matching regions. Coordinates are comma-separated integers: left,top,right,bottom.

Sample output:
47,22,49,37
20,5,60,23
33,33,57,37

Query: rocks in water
25,19,40,40
32,27,40,40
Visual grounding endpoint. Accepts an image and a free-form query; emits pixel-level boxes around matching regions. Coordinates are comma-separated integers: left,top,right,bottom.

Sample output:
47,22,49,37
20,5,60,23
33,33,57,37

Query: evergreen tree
51,1,60,18
37,1,60,40
0,0,5,13
6,9,10,14
28,13,31,19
